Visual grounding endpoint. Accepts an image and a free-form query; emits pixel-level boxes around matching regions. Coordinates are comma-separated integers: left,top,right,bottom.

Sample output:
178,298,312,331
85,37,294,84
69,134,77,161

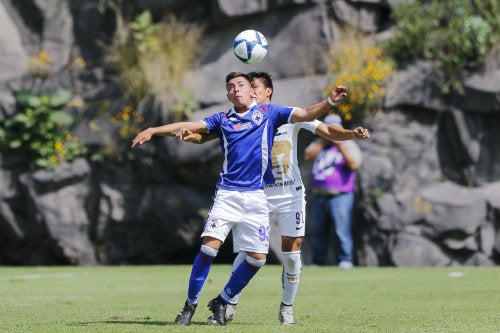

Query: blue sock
187,245,217,304
220,256,265,301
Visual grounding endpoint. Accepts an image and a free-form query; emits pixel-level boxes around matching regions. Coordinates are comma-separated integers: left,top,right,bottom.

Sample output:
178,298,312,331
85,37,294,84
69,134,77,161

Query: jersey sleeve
266,104,294,127
297,119,321,134
202,112,224,134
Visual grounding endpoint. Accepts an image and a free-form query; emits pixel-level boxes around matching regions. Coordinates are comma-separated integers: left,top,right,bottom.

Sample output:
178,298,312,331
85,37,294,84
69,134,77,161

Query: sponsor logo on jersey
233,121,252,131
252,110,263,125
265,178,295,188
277,127,288,135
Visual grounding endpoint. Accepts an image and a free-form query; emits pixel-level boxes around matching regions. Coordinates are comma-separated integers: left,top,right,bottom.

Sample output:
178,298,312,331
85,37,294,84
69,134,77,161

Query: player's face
226,77,254,108
251,78,272,104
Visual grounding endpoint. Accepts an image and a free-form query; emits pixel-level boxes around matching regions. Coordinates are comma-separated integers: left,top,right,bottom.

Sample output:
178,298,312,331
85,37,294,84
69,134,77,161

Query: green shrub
0,89,87,170
104,9,203,118
385,0,500,92
325,37,393,120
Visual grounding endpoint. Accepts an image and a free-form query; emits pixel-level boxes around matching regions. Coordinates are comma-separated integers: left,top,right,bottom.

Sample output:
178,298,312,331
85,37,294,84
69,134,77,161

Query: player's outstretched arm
131,121,207,148
290,85,347,123
316,123,370,141
178,130,217,144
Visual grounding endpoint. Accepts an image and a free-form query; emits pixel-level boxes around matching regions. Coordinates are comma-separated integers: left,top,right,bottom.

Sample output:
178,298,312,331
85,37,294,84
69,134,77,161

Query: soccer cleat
225,303,237,322
279,303,295,326
207,302,237,324
175,300,197,326
207,295,227,325
207,315,218,325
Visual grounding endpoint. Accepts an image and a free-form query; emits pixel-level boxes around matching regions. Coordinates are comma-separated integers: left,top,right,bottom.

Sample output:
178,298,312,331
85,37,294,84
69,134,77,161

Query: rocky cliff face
0,0,499,266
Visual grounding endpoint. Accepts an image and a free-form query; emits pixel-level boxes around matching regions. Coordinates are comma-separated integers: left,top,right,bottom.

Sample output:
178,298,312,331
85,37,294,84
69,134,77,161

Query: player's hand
131,128,154,148
352,127,370,140
330,85,348,103
174,129,188,140
181,130,204,144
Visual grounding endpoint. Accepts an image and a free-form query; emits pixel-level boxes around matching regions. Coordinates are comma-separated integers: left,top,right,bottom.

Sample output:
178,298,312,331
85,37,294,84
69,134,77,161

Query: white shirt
264,120,320,201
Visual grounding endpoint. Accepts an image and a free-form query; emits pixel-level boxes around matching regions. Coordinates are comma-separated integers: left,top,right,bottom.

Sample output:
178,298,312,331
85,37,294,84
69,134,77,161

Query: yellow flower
54,141,64,152
75,57,86,68
326,40,392,115
38,51,52,63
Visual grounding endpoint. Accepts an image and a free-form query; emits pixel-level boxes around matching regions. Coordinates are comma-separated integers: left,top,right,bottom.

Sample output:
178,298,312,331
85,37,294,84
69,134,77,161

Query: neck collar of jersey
229,101,257,117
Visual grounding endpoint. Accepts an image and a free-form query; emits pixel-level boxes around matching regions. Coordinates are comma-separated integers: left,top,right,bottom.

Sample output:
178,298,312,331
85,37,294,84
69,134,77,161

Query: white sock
227,252,246,304
281,251,302,306
201,244,218,257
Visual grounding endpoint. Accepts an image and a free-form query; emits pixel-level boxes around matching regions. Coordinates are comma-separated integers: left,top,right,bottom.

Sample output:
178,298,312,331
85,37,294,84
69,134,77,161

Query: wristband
327,96,336,106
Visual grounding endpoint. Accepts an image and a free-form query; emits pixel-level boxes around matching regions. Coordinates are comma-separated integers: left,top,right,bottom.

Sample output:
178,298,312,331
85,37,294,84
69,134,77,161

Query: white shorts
201,189,270,254
268,196,306,238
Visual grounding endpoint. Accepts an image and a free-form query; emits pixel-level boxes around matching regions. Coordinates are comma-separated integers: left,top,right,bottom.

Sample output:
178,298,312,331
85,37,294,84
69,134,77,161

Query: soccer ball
233,30,268,64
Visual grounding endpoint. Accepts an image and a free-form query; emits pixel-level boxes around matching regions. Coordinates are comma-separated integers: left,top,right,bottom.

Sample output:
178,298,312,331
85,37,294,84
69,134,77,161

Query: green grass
0,265,499,332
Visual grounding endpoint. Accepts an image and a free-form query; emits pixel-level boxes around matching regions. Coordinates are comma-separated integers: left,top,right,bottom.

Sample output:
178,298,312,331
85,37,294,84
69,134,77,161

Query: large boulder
0,0,499,267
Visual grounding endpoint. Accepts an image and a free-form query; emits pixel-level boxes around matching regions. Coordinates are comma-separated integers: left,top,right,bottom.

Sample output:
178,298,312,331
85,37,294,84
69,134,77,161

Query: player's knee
200,244,218,257
245,255,266,268
282,251,302,276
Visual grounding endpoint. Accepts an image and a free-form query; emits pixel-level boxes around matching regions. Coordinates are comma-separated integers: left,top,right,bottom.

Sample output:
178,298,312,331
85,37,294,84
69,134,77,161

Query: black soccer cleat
207,295,227,325
175,300,197,326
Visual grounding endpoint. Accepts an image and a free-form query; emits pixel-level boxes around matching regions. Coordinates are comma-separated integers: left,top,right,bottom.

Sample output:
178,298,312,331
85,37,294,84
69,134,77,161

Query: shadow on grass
69,319,210,326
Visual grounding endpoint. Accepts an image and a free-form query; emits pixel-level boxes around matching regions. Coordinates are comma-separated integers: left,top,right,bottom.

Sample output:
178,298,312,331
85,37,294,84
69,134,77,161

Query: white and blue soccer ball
233,30,268,64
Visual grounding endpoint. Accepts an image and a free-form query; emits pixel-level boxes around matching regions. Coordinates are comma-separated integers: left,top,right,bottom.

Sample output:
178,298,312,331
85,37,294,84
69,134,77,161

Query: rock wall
0,0,499,266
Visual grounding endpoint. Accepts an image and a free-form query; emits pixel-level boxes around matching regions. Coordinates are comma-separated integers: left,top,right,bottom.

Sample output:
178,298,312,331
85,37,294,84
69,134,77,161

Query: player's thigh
276,200,306,238
232,193,270,254
208,189,247,220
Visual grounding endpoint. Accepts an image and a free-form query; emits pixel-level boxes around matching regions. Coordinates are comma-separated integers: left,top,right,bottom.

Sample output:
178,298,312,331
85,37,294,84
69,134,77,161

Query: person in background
303,114,362,269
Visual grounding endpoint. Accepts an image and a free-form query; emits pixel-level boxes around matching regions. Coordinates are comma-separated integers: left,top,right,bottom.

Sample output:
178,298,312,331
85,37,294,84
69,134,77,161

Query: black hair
247,72,273,99
225,72,251,84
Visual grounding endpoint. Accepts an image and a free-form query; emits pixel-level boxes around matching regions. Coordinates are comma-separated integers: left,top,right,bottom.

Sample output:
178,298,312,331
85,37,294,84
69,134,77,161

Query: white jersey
265,120,320,205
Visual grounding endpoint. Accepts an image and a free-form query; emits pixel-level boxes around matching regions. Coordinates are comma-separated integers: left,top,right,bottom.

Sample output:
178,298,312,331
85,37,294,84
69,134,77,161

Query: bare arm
304,140,359,170
303,140,327,162
290,85,347,123
131,120,208,148
336,141,359,170
315,122,370,141
179,131,218,144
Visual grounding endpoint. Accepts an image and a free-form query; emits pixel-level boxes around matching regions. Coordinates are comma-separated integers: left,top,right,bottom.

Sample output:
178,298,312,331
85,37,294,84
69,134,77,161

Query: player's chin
234,97,247,105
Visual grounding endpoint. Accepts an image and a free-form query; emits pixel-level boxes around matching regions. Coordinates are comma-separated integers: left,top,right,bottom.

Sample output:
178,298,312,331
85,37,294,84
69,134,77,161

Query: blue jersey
203,102,294,191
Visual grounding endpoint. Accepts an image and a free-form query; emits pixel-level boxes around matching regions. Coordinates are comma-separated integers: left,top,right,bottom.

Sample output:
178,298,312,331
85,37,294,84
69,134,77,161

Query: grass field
0,265,499,333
